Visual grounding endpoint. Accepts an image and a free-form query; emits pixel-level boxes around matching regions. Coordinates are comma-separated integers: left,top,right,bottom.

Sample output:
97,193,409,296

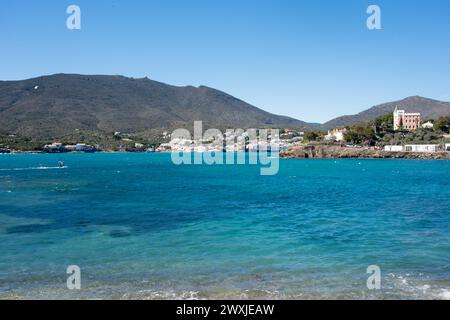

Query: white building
75,144,96,152
325,128,347,142
421,121,434,129
43,142,63,152
445,144,450,151
404,145,438,153
156,143,172,152
43,142,96,152
384,145,404,152
64,145,77,151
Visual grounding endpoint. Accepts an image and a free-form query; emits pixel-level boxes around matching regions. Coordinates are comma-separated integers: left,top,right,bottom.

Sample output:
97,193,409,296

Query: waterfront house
325,128,347,142
384,145,404,152
44,143,96,153
404,145,438,153
75,144,96,152
64,145,78,152
43,142,64,152
446,144,450,151
63,144,96,152
156,143,172,152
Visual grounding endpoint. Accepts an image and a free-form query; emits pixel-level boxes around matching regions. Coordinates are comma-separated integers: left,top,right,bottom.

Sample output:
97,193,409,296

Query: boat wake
0,166,68,171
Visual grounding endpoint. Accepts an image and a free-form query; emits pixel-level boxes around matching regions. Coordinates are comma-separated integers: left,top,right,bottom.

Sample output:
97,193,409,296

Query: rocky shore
280,145,450,160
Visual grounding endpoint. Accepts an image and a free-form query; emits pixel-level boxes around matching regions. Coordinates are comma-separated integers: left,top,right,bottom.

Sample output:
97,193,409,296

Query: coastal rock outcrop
280,145,450,160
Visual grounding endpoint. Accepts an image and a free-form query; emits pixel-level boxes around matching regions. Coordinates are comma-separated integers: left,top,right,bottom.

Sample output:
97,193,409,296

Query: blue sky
1,0,449,123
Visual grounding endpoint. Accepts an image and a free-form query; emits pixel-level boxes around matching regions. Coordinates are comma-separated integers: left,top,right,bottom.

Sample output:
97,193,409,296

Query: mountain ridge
1,74,450,138
320,96,450,130
0,74,312,138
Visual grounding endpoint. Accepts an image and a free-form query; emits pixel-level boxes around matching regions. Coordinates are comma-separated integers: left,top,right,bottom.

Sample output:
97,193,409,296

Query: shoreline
280,145,450,160
2,149,450,160
1,280,449,300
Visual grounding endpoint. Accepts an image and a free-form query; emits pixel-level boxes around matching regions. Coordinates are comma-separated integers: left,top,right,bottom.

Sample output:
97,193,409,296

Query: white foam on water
0,166,68,171
420,285,430,291
123,290,200,300
440,290,450,300
384,273,450,299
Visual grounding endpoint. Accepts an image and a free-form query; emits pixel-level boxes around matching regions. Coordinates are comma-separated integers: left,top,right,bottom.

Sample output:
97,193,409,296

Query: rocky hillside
321,96,450,130
0,74,312,138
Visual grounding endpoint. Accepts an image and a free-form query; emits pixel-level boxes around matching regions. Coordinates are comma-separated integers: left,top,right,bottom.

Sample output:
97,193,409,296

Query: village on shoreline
1,108,450,159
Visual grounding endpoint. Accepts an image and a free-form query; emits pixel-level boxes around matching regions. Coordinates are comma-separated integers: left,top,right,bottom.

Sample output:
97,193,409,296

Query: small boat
58,161,65,168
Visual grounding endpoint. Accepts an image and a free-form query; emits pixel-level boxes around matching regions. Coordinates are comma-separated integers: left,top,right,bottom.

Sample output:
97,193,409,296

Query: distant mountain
321,96,450,130
0,74,313,138
2,75,448,139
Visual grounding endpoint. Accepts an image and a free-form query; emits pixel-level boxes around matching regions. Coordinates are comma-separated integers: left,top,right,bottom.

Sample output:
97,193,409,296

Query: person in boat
58,161,65,168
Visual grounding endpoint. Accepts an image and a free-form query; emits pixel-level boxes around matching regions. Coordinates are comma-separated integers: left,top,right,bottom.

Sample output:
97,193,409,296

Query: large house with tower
393,106,421,131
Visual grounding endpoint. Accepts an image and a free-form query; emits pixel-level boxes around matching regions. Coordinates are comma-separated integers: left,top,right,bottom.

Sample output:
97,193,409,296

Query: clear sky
1,0,449,123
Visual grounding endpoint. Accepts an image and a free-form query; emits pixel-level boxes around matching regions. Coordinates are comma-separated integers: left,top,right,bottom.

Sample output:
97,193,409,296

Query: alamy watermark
367,5,382,30
66,265,81,290
367,265,381,290
166,121,279,175
64,5,381,31
66,5,81,30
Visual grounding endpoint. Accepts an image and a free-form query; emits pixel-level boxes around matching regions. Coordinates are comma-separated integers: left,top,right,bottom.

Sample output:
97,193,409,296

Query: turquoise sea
1,153,450,299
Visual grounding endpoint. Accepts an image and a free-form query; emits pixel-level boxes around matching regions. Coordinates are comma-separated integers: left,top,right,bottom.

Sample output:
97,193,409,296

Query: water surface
1,153,450,299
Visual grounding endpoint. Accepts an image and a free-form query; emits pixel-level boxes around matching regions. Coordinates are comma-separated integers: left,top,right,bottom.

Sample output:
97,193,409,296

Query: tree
344,125,377,146
304,131,320,142
344,131,360,144
435,116,450,133
374,112,394,131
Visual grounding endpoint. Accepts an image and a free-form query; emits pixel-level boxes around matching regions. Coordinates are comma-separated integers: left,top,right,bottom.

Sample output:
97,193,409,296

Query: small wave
122,290,200,300
385,273,450,300
440,290,450,300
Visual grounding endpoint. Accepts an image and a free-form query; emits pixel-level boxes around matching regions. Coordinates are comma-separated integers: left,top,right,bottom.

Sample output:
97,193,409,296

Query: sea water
0,153,450,299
